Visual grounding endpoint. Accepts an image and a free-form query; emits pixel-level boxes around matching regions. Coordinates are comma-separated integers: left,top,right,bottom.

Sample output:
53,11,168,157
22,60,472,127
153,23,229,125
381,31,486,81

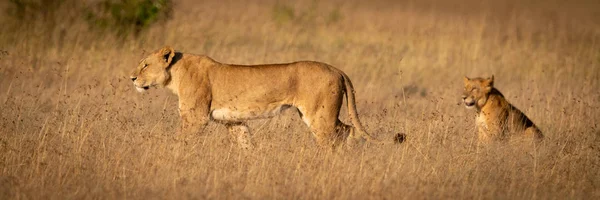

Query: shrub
85,0,173,37
5,0,173,38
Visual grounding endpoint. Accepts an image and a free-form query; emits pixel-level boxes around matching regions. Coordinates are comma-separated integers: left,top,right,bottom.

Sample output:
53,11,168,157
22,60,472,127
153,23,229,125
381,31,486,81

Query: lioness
462,75,544,143
130,46,391,148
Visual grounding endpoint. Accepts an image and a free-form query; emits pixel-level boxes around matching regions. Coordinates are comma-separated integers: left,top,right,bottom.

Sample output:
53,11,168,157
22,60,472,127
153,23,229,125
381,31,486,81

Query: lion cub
462,75,544,143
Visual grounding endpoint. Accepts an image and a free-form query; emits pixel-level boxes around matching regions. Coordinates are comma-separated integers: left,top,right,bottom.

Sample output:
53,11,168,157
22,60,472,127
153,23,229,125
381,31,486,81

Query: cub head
462,75,494,109
130,46,175,92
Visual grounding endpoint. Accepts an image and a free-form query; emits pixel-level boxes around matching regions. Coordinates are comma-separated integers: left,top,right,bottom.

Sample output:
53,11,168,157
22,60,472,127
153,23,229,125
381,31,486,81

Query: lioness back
462,75,543,143
208,60,346,121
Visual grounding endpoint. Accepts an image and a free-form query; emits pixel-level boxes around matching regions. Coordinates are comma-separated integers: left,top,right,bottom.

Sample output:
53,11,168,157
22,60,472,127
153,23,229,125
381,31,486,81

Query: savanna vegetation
0,0,598,199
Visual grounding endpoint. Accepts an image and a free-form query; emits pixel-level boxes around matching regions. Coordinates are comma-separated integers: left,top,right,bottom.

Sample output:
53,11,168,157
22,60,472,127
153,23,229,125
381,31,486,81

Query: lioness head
130,46,175,92
462,75,494,109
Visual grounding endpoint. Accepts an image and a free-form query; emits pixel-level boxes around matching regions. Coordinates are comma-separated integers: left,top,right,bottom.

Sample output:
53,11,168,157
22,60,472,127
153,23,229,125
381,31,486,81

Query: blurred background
0,0,598,199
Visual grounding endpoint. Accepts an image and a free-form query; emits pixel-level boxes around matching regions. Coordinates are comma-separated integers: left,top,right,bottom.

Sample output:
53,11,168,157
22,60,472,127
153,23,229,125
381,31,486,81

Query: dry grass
1,0,599,199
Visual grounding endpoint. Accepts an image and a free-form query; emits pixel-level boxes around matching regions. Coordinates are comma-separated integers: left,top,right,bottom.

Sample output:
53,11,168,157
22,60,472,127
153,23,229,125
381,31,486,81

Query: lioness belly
211,105,291,121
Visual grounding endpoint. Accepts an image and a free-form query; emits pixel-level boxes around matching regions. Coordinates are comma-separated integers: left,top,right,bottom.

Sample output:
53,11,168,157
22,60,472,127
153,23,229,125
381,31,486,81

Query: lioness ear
159,46,175,66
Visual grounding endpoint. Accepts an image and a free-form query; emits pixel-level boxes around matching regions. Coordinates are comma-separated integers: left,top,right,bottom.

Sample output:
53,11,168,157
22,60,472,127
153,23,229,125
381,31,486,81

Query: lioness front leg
225,122,255,150
178,109,209,135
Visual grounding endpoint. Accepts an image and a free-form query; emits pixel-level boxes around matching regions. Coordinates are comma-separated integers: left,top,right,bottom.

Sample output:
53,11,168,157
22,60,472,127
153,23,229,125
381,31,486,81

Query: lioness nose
131,77,137,81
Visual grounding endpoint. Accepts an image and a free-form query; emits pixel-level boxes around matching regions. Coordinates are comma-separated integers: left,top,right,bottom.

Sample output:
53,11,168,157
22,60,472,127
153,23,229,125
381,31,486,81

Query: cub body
462,76,544,143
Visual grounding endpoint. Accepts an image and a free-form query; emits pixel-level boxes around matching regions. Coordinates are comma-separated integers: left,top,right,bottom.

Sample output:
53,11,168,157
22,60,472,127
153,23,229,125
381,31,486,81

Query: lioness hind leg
298,102,351,148
298,110,347,148
225,122,255,150
296,86,346,148
337,122,365,146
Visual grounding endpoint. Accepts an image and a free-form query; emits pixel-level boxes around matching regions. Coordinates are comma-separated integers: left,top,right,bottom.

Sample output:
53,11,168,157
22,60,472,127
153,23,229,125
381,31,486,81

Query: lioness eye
142,64,148,69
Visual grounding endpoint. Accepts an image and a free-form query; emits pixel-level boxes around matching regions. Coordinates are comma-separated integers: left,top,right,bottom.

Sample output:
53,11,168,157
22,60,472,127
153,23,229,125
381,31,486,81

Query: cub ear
159,46,175,66
463,76,470,85
482,75,494,91
486,75,494,87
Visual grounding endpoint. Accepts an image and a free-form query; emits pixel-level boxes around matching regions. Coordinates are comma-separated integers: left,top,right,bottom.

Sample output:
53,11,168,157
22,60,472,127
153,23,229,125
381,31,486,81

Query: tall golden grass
1,0,598,199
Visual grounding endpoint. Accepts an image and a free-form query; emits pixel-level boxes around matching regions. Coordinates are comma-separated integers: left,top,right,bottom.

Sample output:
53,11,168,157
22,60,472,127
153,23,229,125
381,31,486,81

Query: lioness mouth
142,86,150,90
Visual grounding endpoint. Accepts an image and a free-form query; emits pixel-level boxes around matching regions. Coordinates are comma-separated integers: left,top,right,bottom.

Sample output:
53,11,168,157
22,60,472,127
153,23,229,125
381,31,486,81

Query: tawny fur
130,46,387,148
462,75,544,144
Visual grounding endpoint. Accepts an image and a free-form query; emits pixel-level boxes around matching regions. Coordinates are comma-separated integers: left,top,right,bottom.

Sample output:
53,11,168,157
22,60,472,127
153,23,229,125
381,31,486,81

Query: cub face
462,75,494,109
130,46,175,92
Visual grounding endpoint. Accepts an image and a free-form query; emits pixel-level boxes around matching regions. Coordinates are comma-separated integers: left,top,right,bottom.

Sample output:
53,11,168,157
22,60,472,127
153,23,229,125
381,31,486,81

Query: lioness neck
165,54,216,95
165,58,183,95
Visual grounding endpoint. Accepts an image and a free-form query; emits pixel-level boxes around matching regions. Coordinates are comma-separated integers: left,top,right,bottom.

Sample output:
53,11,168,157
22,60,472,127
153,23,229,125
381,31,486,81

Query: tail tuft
394,133,406,143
